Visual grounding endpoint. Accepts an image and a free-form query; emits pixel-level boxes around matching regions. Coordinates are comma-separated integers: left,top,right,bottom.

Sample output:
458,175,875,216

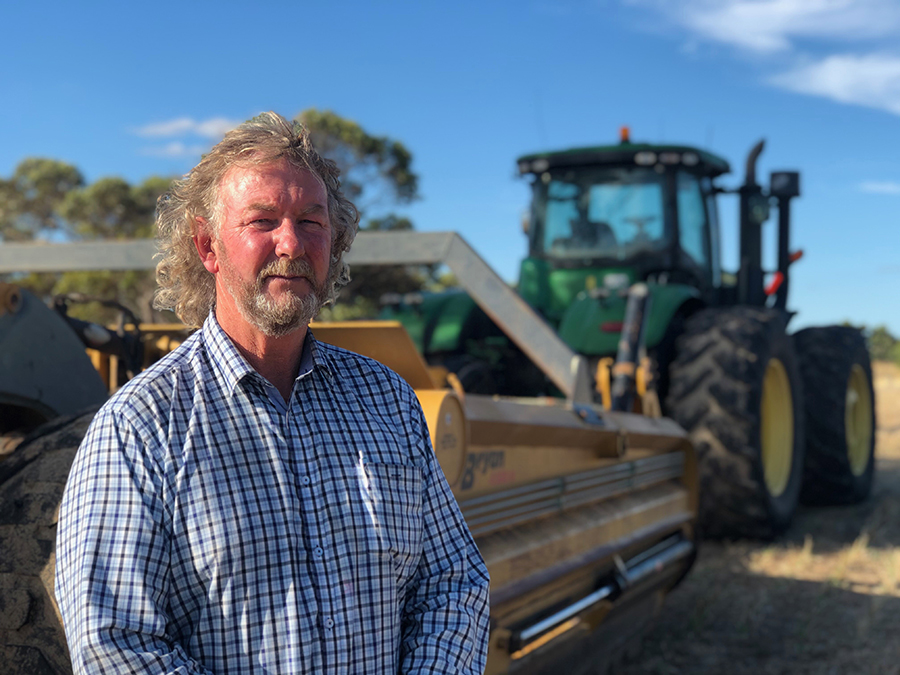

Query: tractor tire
665,307,805,539
0,408,97,675
439,354,497,395
794,326,876,505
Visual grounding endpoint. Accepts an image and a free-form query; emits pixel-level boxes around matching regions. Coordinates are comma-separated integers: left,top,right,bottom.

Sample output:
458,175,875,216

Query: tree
298,109,418,210
297,109,436,319
867,325,898,363
0,158,84,241
1,157,172,323
3,110,429,323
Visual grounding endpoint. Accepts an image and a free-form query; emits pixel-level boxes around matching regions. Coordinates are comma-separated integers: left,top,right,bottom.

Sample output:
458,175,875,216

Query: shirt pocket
356,462,424,586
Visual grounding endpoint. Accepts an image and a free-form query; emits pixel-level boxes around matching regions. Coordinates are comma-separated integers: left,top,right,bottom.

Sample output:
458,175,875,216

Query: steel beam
0,232,593,403
346,232,593,403
0,240,158,273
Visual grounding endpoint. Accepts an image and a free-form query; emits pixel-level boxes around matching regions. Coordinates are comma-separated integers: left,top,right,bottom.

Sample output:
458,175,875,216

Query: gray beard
219,252,328,338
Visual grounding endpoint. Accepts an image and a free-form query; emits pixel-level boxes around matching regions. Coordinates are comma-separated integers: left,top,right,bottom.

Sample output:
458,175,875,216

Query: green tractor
384,131,876,538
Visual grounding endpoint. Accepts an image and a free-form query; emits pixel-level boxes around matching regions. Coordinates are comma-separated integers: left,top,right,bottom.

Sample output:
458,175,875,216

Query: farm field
620,361,900,675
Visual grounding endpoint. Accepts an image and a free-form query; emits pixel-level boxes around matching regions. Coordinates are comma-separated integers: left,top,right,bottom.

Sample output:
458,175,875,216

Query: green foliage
60,176,160,239
316,296,379,322
2,110,426,323
866,325,898,363
0,158,84,241
428,269,460,292
297,109,418,208
365,214,414,232
1,157,172,322
296,109,429,318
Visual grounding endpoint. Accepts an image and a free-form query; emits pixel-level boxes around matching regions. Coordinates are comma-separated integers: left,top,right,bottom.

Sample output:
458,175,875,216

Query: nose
274,219,304,259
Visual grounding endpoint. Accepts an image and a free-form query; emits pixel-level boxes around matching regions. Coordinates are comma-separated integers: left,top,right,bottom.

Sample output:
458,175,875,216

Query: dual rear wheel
666,308,875,538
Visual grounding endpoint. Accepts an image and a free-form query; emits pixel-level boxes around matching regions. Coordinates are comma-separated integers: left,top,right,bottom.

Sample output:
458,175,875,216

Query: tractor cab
381,131,802,399
517,131,731,328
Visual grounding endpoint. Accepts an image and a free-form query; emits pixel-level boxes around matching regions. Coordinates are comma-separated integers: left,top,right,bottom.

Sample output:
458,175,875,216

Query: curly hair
153,112,360,327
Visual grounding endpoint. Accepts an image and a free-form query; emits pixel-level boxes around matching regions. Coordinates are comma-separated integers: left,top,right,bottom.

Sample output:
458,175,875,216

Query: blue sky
2,0,899,334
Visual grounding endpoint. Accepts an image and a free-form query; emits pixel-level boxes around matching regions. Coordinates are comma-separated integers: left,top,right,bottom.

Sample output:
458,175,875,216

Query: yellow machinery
0,233,698,674
300,320,697,673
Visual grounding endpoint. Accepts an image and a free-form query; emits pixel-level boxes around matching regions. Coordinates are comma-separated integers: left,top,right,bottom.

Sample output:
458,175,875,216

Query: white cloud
134,116,241,139
769,53,900,114
631,0,900,117
140,142,209,158
860,180,900,195
650,0,900,54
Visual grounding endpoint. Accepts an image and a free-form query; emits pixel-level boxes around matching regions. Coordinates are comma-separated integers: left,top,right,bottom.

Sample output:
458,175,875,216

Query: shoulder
314,338,427,436
315,338,415,399
98,330,207,430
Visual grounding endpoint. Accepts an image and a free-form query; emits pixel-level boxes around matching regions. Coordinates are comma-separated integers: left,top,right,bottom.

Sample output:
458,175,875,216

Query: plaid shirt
55,314,490,674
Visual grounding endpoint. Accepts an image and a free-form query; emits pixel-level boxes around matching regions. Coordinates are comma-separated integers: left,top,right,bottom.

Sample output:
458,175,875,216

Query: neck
215,302,308,402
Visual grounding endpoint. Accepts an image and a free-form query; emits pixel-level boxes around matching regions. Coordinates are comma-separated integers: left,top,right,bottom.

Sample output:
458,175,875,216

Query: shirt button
314,546,324,557
301,475,311,486
324,617,334,629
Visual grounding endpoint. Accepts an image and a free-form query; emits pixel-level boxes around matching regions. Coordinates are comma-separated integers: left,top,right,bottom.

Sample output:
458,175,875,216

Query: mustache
258,258,315,282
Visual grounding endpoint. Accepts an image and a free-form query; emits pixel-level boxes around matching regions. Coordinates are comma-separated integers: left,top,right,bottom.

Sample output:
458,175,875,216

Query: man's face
208,159,333,338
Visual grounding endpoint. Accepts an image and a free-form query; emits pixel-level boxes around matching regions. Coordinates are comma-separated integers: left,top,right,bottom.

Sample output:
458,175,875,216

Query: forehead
218,158,328,210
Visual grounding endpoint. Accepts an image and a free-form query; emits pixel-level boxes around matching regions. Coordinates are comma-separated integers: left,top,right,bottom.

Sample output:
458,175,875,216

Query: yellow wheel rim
846,364,874,477
761,358,794,497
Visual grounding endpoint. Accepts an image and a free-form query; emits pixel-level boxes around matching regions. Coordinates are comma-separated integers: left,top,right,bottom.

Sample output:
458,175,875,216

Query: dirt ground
618,362,900,675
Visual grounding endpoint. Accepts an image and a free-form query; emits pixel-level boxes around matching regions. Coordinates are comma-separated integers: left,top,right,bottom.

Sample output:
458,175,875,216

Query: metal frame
0,232,594,403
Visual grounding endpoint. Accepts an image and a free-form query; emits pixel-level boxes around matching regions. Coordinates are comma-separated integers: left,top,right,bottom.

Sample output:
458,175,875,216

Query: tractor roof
517,141,731,178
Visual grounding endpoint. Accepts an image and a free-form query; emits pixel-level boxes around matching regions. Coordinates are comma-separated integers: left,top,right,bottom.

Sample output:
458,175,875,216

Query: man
55,112,490,674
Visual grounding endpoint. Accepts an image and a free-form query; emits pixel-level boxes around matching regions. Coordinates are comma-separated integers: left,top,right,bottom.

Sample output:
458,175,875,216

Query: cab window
676,172,710,272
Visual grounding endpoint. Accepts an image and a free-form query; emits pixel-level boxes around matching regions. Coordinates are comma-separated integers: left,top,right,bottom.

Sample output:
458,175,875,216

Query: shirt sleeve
54,405,212,675
398,400,491,675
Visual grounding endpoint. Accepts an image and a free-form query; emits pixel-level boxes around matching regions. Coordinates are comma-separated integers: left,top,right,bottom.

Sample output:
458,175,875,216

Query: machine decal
461,450,505,490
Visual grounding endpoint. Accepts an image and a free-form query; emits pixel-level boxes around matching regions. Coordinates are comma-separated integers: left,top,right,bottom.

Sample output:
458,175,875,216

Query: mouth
265,274,308,282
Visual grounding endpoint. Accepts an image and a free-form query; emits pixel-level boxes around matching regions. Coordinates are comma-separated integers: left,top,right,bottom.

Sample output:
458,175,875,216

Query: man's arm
55,406,211,675
398,402,491,675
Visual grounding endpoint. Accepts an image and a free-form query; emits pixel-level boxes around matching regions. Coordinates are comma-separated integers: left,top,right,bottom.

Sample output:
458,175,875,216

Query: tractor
383,130,876,538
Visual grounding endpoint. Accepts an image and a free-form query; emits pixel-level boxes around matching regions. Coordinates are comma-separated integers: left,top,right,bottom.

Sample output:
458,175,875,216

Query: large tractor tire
438,354,497,395
0,409,97,675
794,326,876,505
665,307,805,538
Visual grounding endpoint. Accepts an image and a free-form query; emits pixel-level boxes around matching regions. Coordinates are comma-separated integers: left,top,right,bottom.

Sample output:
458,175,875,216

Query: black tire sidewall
666,307,805,538
794,326,876,504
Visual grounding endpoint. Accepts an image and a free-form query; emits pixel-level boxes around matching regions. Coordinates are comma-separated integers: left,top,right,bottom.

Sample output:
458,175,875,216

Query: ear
193,217,219,274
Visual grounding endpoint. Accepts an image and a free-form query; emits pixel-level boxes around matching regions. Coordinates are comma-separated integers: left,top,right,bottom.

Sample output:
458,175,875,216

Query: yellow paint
595,357,613,409
510,618,581,660
846,364,874,476
416,389,468,487
311,321,439,389
761,358,794,497
481,483,690,593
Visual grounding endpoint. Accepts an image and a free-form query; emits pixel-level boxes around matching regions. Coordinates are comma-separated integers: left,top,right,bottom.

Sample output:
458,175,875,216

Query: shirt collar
201,312,333,398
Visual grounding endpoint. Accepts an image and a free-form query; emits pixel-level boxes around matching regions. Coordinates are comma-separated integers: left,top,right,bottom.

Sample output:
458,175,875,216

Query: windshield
533,167,669,260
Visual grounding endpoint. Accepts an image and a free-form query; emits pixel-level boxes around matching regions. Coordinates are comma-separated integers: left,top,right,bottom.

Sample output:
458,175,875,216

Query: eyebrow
243,203,328,216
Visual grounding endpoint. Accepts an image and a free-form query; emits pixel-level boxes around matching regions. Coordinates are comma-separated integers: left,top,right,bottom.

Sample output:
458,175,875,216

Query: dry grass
618,361,900,675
